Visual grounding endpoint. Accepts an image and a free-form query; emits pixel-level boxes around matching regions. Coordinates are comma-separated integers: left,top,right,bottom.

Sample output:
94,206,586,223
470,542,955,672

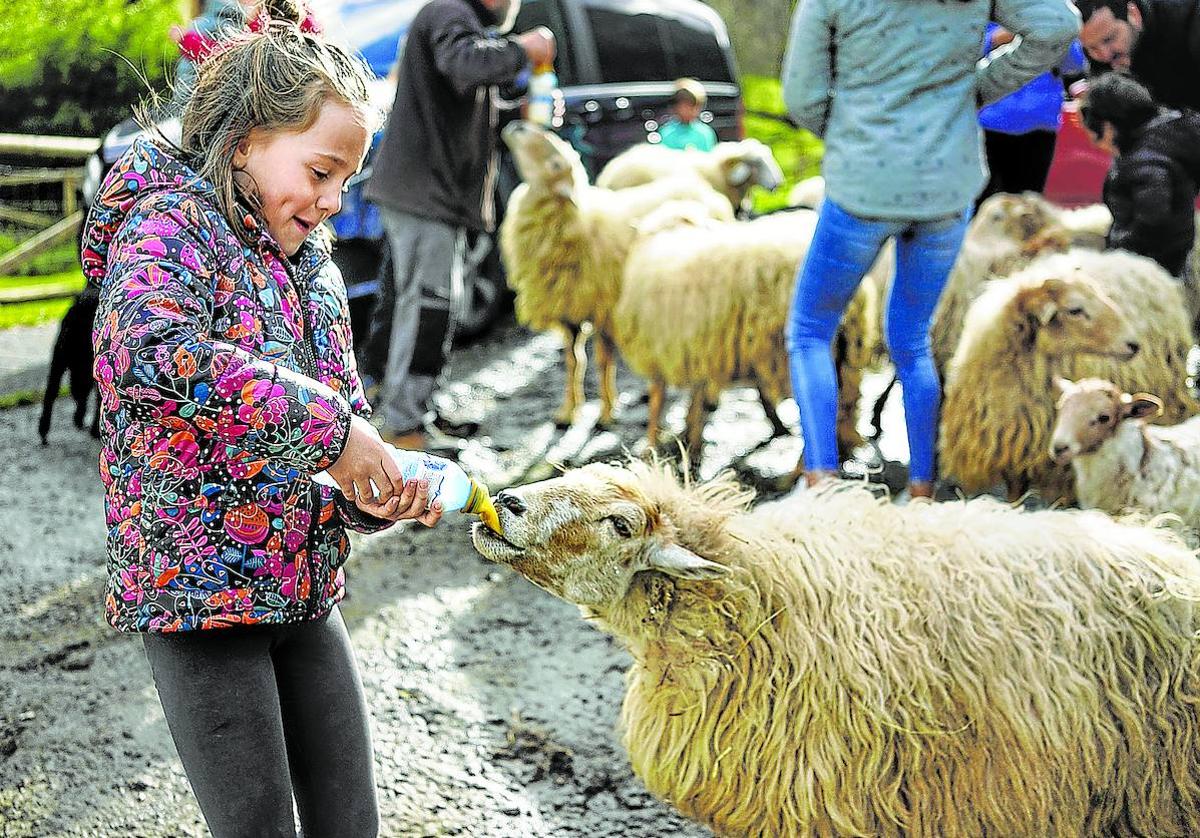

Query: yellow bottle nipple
461,479,503,534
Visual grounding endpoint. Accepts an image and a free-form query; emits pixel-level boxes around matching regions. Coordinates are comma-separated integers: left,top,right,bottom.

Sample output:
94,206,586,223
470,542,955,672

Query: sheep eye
1097,413,1112,424
1066,306,1087,318
607,517,633,538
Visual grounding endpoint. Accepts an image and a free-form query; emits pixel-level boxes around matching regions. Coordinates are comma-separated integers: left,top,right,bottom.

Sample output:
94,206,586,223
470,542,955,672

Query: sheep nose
495,491,527,516
1051,442,1070,461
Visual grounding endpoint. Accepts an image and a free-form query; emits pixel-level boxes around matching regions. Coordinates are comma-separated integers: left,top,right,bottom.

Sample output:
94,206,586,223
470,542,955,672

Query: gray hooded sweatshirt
782,0,1080,220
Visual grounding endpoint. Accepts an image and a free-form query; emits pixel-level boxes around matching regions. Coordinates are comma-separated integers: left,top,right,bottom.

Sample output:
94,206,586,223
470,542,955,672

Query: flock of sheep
480,121,1200,835
499,121,1200,528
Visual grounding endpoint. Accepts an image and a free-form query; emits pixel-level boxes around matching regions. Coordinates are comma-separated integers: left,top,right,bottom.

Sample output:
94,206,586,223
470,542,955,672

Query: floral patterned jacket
83,138,391,633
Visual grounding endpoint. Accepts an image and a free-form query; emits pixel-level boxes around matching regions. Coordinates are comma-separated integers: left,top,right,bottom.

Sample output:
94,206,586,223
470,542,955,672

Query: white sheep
472,460,1200,837
1051,377,1200,531
614,203,882,462
938,255,1141,503
498,121,734,428
596,139,784,213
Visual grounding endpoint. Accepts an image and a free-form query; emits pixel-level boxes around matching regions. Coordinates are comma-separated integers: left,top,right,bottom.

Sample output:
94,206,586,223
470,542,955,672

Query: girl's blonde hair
179,6,379,237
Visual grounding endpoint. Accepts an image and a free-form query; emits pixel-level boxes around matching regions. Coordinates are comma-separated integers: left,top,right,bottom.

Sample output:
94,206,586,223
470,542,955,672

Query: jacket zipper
275,244,325,618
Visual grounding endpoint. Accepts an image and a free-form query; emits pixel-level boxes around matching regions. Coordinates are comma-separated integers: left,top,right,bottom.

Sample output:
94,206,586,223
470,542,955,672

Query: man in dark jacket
1081,72,1200,276
1075,0,1200,111
363,0,553,451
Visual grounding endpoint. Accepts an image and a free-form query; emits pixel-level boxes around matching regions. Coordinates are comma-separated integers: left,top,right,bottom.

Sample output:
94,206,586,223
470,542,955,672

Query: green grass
741,74,824,214
0,295,74,330
0,267,83,329
0,227,80,277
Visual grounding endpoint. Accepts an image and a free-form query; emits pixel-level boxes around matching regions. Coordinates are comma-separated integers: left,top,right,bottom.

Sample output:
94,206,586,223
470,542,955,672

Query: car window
587,7,672,83
661,16,734,83
512,0,577,85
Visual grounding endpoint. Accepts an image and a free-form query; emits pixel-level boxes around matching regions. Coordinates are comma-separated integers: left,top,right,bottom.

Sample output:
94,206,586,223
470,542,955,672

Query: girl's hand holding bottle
323,415,444,526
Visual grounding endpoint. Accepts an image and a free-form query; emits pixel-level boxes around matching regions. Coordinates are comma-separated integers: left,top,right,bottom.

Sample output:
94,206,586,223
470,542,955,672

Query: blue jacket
979,25,1086,135
782,0,1080,220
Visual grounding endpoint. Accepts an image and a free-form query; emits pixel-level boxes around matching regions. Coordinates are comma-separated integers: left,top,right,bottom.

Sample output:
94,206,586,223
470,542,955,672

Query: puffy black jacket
1130,0,1200,111
363,0,527,232
1105,110,1200,276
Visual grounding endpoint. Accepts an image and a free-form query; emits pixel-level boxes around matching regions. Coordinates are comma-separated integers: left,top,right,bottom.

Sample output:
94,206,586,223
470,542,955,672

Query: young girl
82,10,438,836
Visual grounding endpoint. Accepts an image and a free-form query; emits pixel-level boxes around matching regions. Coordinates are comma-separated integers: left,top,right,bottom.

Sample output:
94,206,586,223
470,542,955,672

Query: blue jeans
786,199,970,483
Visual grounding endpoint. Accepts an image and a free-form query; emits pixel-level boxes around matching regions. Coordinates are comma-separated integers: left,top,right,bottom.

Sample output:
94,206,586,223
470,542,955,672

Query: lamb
595,139,784,213
472,459,1200,837
614,203,882,461
498,121,734,427
1051,377,1200,531
938,253,1142,503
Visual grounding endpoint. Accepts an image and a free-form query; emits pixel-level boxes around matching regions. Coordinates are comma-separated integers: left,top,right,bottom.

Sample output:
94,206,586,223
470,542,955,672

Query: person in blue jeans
781,0,1080,497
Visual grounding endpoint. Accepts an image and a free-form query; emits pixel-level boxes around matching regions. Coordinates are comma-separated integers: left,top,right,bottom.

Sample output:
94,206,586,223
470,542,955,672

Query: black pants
977,129,1059,206
142,607,378,838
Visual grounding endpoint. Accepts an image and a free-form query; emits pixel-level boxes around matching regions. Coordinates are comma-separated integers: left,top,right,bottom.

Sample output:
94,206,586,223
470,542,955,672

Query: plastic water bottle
526,62,558,128
313,449,501,533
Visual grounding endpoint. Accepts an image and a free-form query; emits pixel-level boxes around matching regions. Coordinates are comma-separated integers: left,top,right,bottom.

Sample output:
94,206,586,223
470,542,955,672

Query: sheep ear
641,541,728,581
1122,393,1164,420
726,160,754,187
1053,377,1077,396
552,177,577,202
1032,297,1058,325
754,157,784,191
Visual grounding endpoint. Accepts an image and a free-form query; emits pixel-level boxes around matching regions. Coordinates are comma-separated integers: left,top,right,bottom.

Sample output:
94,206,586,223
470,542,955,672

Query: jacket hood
80,138,219,289
81,136,332,289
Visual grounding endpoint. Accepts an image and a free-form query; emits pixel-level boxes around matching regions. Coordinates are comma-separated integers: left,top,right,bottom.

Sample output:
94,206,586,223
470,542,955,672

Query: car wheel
455,233,511,345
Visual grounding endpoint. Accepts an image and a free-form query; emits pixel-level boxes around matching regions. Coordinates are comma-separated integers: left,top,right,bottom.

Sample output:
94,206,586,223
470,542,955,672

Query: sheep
1051,377,1200,532
938,253,1143,503
472,459,1200,838
1056,249,1199,429
595,139,784,214
614,203,883,462
929,191,1077,376
499,120,734,428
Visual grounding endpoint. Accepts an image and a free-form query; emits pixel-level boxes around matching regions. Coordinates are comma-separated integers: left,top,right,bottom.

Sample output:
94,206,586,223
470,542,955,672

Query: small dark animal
38,285,100,444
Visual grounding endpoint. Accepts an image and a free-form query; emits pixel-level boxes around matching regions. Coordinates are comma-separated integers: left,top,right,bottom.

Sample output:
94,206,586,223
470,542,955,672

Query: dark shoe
429,413,480,438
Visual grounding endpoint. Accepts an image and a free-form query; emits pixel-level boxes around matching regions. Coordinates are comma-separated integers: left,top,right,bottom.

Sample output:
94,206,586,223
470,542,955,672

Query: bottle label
403,456,449,508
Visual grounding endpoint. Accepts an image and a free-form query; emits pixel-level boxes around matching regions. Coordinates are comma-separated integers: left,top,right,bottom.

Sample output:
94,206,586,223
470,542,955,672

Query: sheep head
1007,271,1140,360
971,192,1071,256
714,139,784,194
471,462,741,612
1050,377,1164,464
501,120,585,201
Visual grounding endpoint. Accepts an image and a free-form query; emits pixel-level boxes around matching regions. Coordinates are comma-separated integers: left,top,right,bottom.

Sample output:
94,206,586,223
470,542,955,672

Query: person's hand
324,414,404,507
517,26,556,67
352,475,444,527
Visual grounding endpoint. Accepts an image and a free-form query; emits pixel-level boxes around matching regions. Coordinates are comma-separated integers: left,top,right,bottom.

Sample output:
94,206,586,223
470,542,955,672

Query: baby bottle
526,62,558,128
313,449,501,533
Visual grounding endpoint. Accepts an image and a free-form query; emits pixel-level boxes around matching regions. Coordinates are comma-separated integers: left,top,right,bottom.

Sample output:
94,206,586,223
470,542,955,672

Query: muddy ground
0,315,907,837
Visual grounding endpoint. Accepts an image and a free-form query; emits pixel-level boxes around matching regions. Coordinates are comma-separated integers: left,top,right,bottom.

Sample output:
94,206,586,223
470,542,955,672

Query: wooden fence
0,133,98,281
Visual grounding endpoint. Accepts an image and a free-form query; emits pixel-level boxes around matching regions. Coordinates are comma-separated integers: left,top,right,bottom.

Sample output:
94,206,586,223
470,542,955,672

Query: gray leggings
142,607,378,838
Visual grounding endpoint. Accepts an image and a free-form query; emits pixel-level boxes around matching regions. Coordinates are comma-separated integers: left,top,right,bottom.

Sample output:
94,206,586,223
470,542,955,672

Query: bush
0,0,180,137
741,74,824,214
